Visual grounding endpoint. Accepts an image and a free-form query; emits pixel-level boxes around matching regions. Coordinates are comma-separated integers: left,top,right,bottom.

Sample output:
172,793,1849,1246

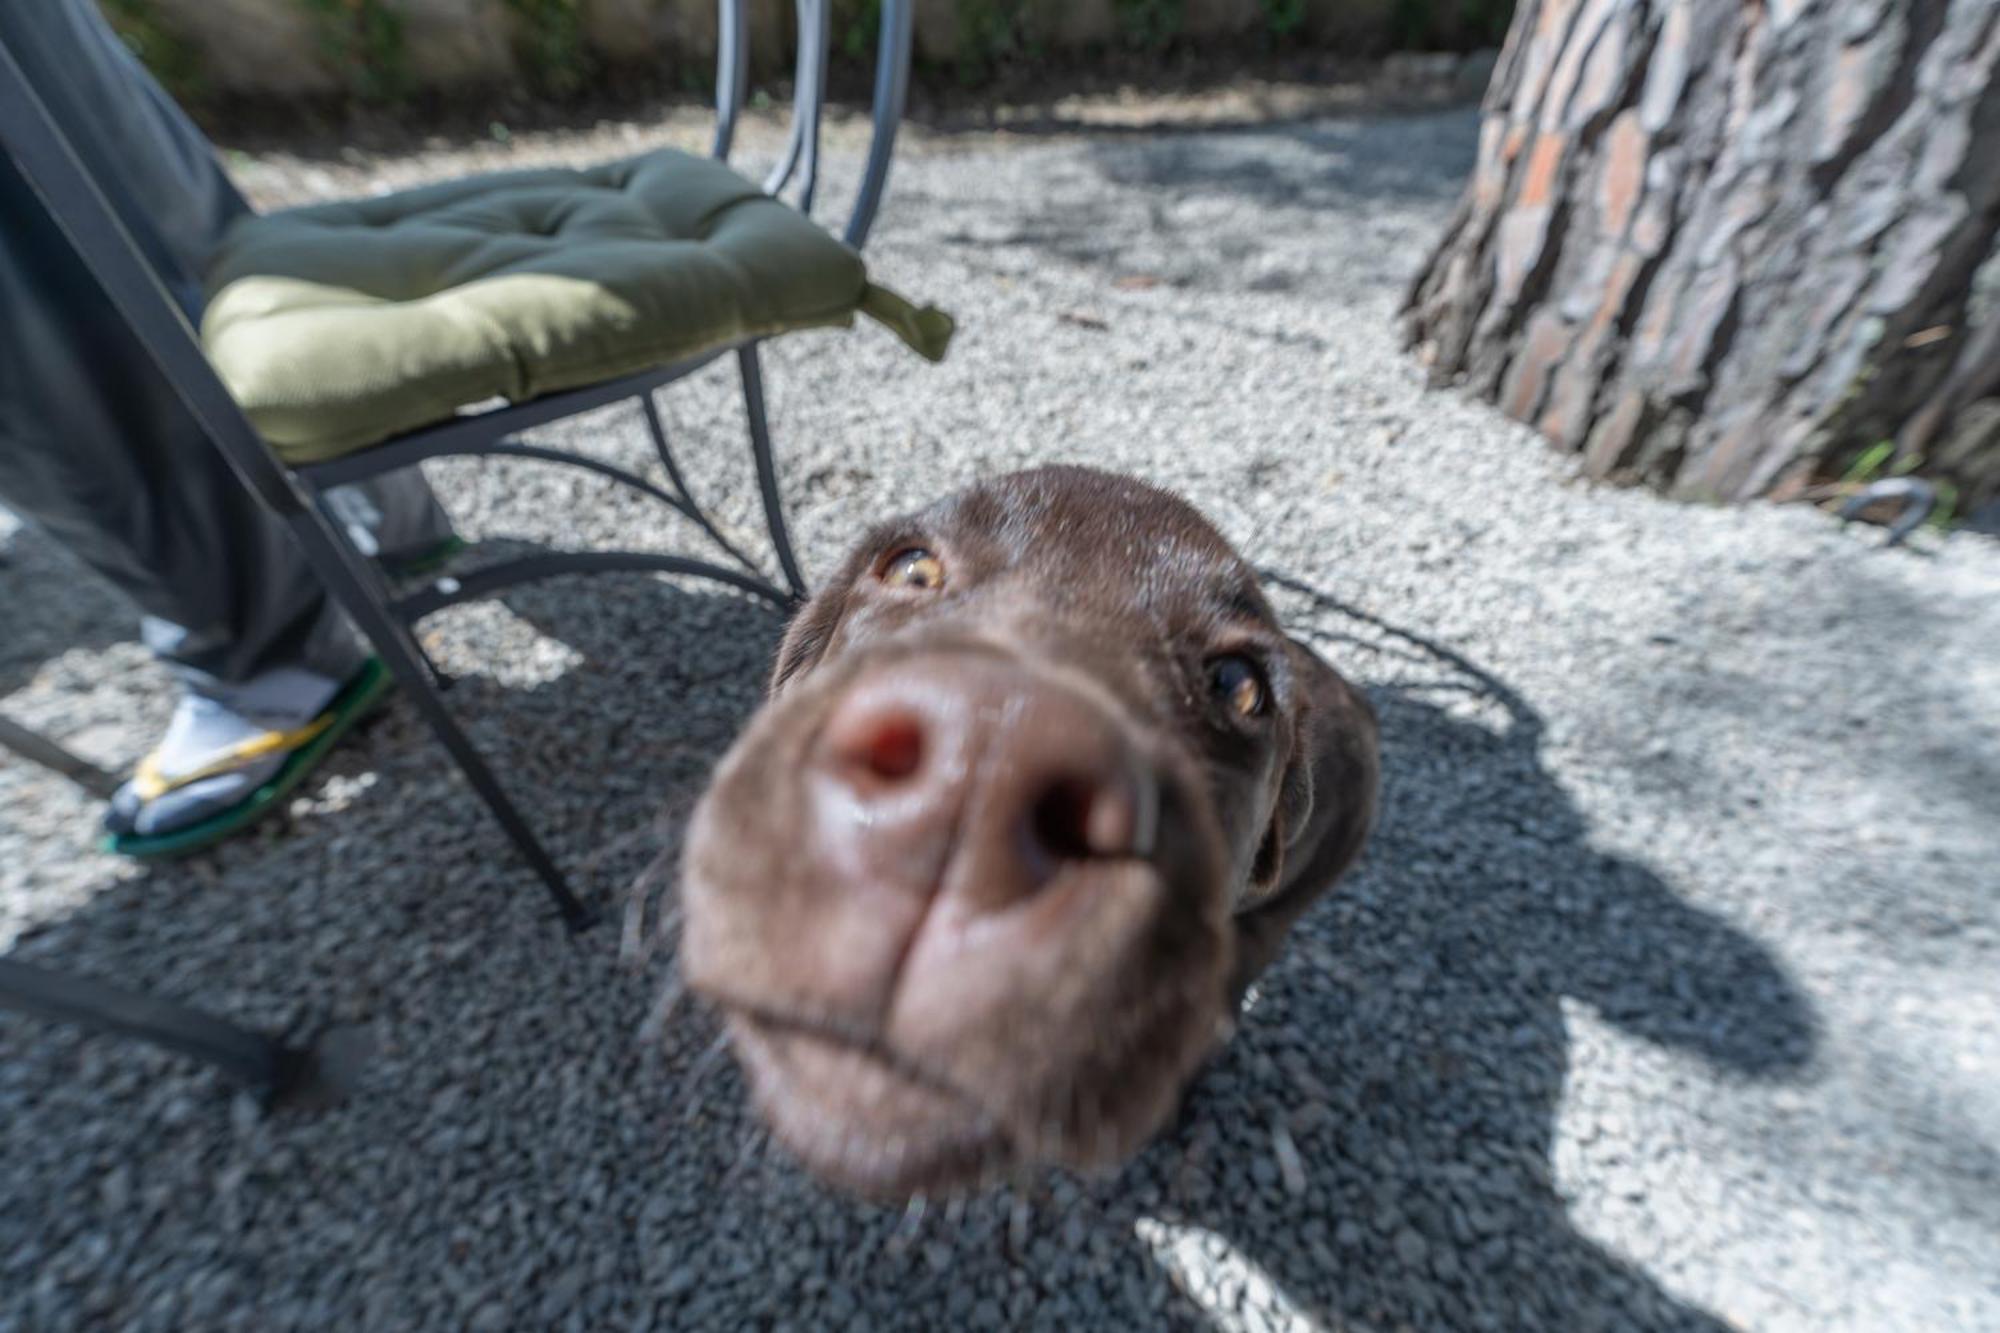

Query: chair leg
737,345,808,603
313,491,455,692
281,509,594,931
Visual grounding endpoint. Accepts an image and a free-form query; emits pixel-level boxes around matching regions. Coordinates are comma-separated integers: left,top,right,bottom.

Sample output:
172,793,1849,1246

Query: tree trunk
1403,0,2000,517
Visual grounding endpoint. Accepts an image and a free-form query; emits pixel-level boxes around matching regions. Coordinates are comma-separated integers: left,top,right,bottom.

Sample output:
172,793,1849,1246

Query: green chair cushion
201,149,952,463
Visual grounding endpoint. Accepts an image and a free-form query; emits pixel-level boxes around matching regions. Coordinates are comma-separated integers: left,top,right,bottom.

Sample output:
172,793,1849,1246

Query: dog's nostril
1030,779,1094,860
862,717,924,780
829,710,926,783
1030,776,1139,860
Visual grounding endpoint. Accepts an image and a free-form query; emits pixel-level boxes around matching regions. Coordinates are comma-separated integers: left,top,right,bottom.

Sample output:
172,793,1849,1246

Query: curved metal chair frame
0,1,916,1098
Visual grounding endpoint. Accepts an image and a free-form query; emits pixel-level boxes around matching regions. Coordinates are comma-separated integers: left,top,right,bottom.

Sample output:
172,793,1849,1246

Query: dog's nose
811,653,1158,914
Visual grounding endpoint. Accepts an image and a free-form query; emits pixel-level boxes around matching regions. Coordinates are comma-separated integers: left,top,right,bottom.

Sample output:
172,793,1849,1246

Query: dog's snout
809,654,1158,915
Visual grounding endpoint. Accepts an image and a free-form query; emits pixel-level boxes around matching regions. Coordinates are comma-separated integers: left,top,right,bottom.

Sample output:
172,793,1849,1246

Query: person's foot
103,661,390,853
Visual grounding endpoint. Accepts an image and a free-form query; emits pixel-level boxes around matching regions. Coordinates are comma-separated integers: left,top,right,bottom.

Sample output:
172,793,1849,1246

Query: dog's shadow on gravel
505,564,1820,1330
749,574,1821,1331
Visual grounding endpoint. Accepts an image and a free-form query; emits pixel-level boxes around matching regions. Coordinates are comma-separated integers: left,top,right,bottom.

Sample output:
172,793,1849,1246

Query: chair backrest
713,0,914,249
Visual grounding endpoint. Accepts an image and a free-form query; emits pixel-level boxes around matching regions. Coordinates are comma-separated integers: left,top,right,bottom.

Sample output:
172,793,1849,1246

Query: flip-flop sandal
105,657,394,860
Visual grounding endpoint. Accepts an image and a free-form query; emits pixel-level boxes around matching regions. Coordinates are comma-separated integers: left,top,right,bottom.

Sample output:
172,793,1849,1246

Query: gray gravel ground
4,101,1999,1332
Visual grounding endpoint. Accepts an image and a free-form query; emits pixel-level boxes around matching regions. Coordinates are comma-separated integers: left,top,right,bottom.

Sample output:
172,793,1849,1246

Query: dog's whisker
652,903,684,945
578,821,661,881
620,853,678,966
637,970,686,1044
619,883,651,966
677,1030,732,1123
722,1123,767,1191
1271,1118,1307,1198
889,1194,929,1251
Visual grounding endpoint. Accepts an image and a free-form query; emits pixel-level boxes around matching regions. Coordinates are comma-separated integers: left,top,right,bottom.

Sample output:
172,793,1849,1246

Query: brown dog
675,466,1379,1199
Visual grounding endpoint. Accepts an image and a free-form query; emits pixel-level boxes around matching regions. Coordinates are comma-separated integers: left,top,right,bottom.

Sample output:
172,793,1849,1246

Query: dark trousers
0,0,446,706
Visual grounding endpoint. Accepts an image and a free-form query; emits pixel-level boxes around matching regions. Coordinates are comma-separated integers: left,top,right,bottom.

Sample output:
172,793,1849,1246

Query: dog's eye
1210,655,1266,718
881,547,945,591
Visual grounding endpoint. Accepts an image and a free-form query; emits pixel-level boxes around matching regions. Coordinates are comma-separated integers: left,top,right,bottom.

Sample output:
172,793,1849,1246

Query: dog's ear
769,540,884,697
770,589,843,696
1229,638,1379,1002
769,584,849,697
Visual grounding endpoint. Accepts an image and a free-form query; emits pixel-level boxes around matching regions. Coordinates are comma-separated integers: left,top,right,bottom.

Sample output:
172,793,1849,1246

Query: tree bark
1403,0,2000,515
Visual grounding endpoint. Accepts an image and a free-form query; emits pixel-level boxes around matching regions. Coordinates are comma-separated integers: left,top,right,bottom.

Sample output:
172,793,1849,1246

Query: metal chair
0,0,917,937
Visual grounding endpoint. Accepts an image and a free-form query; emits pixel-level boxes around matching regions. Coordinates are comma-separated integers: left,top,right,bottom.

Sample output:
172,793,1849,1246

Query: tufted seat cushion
200,149,952,463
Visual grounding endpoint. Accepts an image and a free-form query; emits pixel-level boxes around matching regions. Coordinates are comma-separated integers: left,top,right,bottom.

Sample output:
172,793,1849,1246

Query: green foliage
1114,0,1184,51
1466,0,1516,45
295,0,597,106
499,0,595,98
1259,0,1309,41
950,0,1031,86
1839,440,1900,485
840,0,884,63
1931,478,1961,529
1839,440,1960,531
297,0,409,104
101,0,207,105
114,0,1516,115
1391,0,1514,49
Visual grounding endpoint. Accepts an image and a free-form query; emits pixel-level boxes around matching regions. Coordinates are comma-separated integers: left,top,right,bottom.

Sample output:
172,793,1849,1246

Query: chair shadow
0,567,788,1328
0,516,136,700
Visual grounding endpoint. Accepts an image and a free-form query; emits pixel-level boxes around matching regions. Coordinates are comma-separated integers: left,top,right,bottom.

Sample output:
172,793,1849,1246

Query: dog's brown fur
674,466,1379,1198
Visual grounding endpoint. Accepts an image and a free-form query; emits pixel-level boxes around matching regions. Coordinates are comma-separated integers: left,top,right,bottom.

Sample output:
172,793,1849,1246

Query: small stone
469,1301,510,1332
